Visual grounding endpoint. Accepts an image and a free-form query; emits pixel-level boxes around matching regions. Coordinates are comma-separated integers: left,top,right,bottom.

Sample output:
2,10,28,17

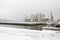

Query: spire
50,12,54,21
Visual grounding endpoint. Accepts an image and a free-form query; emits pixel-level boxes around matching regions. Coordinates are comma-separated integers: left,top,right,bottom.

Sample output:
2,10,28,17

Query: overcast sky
0,0,60,21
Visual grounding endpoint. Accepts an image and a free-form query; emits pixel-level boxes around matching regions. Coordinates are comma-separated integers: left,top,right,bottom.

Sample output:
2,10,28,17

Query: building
25,12,54,23
24,12,54,30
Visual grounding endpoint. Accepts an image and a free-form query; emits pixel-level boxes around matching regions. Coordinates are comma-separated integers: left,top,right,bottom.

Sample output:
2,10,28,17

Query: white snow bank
0,26,59,40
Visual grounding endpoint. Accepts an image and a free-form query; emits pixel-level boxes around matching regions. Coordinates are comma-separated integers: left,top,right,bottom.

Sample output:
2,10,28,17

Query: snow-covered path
0,25,60,40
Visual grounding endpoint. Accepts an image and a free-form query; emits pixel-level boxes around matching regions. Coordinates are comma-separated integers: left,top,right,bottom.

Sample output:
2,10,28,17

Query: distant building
42,16,51,23
25,12,54,23
24,12,54,30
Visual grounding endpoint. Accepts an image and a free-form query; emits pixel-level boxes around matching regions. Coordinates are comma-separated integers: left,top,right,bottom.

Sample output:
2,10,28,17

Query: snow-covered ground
0,25,60,40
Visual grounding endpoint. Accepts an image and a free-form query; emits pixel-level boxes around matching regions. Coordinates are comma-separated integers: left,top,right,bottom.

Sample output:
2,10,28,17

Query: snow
0,25,60,40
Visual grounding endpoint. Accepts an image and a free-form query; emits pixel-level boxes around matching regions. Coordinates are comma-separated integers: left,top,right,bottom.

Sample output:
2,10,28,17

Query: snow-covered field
0,25,60,40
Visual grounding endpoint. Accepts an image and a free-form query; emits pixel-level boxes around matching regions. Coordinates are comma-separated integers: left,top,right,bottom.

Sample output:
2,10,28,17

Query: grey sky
0,0,60,21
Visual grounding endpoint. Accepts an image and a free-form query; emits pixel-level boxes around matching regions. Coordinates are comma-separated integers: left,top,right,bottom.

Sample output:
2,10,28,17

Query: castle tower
50,12,54,22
